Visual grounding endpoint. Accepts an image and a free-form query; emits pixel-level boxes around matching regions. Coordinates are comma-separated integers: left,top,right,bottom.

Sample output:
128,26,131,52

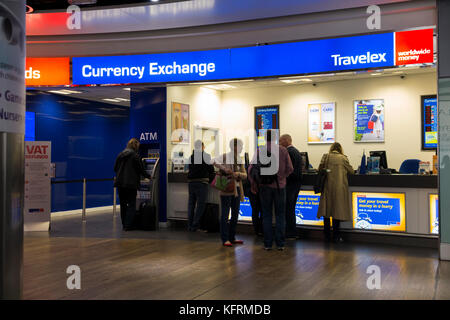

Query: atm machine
136,150,160,230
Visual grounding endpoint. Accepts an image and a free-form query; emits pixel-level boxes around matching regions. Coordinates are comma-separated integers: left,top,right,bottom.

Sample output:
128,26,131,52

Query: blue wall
26,90,130,212
130,87,167,222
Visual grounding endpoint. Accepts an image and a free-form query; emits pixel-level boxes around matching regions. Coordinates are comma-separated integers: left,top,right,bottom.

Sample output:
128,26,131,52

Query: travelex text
71,29,432,85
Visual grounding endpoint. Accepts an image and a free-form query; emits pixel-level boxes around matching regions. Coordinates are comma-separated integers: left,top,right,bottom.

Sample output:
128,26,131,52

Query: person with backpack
187,140,215,232
213,138,247,247
114,138,150,231
248,130,293,251
279,134,303,240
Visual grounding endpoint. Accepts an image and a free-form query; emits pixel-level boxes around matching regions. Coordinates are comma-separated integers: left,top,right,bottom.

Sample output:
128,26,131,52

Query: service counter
167,173,438,237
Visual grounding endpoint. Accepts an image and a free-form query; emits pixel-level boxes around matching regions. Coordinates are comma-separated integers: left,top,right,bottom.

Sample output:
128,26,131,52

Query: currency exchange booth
27,27,439,246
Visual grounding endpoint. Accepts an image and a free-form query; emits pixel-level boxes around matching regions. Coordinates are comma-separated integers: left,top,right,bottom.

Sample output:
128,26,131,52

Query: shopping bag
368,121,374,129
210,174,235,193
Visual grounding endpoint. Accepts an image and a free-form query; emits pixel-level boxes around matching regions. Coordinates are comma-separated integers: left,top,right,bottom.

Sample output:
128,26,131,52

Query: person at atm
317,142,354,243
114,138,151,231
187,140,215,232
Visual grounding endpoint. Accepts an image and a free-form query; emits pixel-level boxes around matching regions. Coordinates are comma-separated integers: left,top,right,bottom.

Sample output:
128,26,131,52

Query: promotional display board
430,194,439,234
24,141,51,231
308,102,335,144
239,197,252,222
171,102,190,144
352,192,406,231
421,95,438,150
295,191,323,226
255,105,279,146
25,57,71,86
354,99,385,142
239,191,324,226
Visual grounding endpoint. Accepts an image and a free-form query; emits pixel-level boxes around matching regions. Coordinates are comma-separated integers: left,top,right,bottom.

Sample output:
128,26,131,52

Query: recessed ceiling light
48,90,82,95
102,98,121,102
114,98,130,102
123,88,131,91
370,73,382,76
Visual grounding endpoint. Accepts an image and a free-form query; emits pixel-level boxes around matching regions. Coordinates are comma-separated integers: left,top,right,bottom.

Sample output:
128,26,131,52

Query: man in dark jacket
114,138,150,231
187,140,215,232
279,134,303,240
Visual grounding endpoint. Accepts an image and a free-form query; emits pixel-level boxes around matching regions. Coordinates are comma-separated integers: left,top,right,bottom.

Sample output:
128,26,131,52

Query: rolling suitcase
200,203,220,233
136,201,157,231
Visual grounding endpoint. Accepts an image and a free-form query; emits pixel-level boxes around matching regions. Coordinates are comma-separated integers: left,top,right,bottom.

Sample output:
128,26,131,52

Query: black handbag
313,154,329,194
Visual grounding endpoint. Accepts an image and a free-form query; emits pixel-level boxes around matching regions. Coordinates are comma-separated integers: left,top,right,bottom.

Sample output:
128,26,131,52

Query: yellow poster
171,102,189,144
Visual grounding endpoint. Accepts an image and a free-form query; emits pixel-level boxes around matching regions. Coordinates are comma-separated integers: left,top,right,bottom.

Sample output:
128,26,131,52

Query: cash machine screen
143,158,157,177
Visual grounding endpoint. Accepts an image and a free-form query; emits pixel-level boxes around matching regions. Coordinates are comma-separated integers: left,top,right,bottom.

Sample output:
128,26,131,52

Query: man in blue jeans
187,140,214,232
249,130,293,250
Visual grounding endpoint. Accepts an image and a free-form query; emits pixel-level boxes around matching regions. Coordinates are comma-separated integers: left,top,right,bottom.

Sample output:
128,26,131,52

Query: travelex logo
331,52,387,66
82,61,216,79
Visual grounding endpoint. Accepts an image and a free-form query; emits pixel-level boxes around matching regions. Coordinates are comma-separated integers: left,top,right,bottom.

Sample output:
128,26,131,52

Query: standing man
187,140,215,232
249,130,293,251
279,134,303,240
114,138,150,231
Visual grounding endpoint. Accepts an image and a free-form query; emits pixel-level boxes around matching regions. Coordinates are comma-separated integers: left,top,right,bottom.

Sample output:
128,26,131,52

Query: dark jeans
188,182,208,231
323,218,341,241
118,187,137,229
285,183,301,237
249,191,263,235
259,186,286,248
220,195,241,243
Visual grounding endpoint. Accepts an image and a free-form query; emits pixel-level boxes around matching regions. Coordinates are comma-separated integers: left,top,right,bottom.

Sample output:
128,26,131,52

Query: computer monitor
299,152,310,173
369,151,388,169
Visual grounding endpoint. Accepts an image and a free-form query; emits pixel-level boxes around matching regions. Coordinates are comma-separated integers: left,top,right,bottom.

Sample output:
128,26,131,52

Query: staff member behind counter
114,138,151,231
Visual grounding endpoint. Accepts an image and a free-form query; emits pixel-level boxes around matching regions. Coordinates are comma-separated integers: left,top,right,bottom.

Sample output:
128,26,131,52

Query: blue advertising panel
25,111,36,141
355,103,374,135
422,95,438,150
239,197,252,222
295,191,323,226
352,192,406,231
72,32,394,85
238,191,324,226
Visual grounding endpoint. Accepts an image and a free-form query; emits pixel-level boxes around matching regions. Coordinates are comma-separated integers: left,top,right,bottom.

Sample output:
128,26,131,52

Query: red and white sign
395,29,434,65
24,141,51,232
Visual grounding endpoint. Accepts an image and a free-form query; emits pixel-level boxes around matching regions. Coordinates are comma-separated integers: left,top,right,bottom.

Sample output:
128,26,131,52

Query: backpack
250,150,279,187
370,114,378,122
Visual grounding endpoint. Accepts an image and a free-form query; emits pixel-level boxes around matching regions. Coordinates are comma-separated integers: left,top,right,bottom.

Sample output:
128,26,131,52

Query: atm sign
25,57,71,86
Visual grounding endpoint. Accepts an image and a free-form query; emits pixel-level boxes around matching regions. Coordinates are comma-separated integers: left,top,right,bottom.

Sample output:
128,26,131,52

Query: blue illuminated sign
72,32,394,85
25,111,35,141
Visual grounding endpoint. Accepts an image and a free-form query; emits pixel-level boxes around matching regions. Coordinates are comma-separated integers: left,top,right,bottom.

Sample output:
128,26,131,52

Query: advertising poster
422,95,438,150
171,102,189,144
352,192,406,231
430,194,439,235
0,1,25,134
308,103,335,144
239,197,252,222
239,191,324,226
354,99,384,142
255,105,279,146
295,191,323,226
24,141,51,231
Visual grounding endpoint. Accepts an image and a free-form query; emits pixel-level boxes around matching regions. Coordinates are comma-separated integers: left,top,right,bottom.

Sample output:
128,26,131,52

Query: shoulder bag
313,153,329,194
